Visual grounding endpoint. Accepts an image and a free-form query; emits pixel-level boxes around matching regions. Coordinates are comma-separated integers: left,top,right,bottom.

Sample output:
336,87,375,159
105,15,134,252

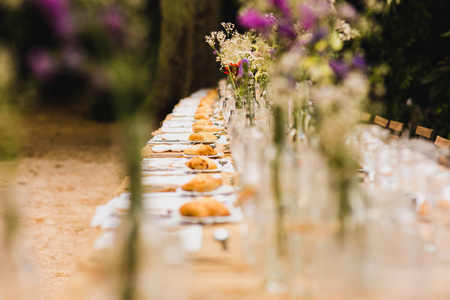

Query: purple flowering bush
0,0,154,119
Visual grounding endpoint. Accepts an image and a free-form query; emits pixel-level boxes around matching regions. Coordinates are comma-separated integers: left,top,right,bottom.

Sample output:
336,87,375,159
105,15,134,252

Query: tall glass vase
257,143,298,294
286,147,338,297
286,146,372,298
254,105,298,294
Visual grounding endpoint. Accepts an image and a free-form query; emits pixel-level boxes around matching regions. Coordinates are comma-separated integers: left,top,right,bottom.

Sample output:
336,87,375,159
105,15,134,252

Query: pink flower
33,0,75,40
270,0,292,19
299,4,317,30
28,49,55,79
238,9,274,32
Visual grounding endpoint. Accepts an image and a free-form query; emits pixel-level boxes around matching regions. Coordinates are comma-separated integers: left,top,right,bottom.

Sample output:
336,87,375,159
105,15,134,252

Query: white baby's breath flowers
335,19,360,41
216,31,226,45
221,22,235,34
206,23,277,83
205,35,215,48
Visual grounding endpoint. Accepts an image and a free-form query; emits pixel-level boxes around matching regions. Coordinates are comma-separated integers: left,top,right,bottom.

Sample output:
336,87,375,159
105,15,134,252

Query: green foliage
360,0,450,137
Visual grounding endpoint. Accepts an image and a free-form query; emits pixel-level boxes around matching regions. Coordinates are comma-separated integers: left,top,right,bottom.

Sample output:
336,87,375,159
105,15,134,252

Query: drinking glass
222,98,235,127
227,109,246,142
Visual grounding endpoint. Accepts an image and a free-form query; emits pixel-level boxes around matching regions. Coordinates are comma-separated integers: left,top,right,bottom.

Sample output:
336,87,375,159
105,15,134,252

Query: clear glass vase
286,148,338,297
255,137,298,294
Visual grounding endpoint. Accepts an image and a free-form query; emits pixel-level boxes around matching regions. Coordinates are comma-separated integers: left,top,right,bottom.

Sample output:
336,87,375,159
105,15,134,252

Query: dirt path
2,108,127,298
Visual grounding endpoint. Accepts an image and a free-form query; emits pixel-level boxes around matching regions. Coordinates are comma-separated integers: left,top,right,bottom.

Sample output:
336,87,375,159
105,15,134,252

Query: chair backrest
435,135,450,148
388,120,403,132
415,125,434,140
388,120,404,137
374,115,389,128
360,112,371,123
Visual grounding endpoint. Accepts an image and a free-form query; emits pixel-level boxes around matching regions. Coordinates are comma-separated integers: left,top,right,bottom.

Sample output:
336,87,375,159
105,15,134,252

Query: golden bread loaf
179,197,230,217
183,144,217,156
193,119,213,126
194,113,210,120
181,174,222,192
192,125,221,133
188,132,218,142
196,107,213,113
185,156,218,170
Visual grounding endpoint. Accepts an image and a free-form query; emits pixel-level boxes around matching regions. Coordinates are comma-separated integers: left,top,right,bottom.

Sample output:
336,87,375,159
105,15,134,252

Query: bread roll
182,174,222,192
188,132,218,142
185,156,218,170
183,144,217,156
179,197,230,217
192,125,221,133
194,113,210,120
193,119,213,126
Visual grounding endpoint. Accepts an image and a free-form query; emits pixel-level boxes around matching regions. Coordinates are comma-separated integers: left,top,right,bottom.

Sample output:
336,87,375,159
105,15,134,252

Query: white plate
176,185,235,196
183,152,224,158
188,140,217,144
152,144,189,153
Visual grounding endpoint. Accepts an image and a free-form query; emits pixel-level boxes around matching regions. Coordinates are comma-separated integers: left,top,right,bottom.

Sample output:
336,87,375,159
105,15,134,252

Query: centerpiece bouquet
205,22,277,109
235,0,374,295
239,0,369,229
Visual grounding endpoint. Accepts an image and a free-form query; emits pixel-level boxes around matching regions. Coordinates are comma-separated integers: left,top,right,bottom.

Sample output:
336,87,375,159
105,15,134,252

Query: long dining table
62,86,450,300
63,88,308,300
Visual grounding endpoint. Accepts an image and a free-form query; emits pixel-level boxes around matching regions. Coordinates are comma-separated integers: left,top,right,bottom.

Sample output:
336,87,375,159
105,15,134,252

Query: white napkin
159,127,193,133
90,204,122,229
161,121,194,128
172,107,198,114
142,175,196,186
166,116,196,121
150,133,191,142
171,112,196,117
94,231,116,250
150,133,228,144
152,144,189,153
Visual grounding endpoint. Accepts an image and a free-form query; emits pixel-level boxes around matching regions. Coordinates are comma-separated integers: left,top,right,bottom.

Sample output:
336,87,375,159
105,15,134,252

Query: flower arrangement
205,22,277,108
238,0,371,229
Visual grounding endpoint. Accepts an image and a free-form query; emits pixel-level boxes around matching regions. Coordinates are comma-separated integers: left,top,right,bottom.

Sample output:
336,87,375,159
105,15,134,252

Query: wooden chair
373,115,389,128
435,135,450,149
415,125,434,140
388,120,404,137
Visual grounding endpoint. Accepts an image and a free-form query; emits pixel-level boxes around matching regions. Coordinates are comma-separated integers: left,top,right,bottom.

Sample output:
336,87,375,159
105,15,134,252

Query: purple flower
33,0,74,40
336,3,358,22
269,48,278,59
310,26,328,43
352,54,366,70
270,0,292,19
238,9,274,32
299,4,317,30
101,4,125,44
237,59,253,80
28,49,55,79
279,23,296,39
213,50,218,55
329,60,349,79
241,58,250,70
